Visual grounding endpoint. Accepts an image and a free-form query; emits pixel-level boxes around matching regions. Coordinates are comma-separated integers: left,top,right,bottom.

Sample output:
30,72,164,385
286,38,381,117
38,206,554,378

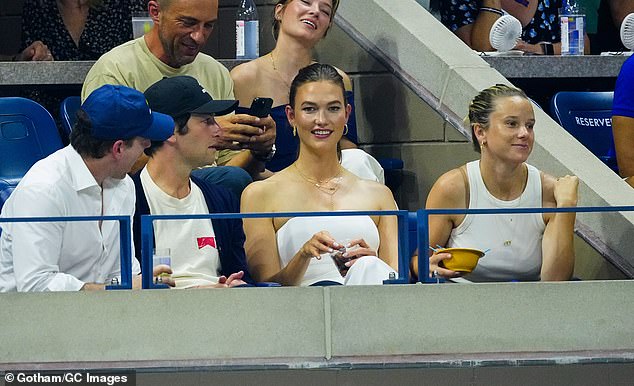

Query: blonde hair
468,84,529,153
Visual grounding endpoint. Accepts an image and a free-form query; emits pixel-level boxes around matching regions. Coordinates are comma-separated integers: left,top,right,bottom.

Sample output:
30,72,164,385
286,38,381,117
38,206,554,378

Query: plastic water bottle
236,0,259,59
560,0,585,55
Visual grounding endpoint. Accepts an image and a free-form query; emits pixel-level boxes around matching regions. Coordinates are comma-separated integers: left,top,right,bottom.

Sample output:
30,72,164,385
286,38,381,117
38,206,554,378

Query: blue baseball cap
81,85,175,141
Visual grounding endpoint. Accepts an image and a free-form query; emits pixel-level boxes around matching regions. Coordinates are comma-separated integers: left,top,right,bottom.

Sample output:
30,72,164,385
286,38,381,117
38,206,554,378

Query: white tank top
447,161,546,282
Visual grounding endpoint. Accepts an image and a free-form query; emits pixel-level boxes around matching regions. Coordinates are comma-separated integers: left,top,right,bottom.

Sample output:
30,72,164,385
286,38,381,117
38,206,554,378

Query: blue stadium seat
0,97,63,205
550,91,617,172
59,96,81,140
0,178,18,211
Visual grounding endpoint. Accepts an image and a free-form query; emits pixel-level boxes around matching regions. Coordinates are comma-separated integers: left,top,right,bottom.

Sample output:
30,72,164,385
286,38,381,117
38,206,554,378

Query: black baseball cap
144,76,238,119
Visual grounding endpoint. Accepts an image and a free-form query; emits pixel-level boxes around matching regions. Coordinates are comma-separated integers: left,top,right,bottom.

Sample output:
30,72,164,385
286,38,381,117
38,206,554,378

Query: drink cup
560,8,585,55
153,248,171,280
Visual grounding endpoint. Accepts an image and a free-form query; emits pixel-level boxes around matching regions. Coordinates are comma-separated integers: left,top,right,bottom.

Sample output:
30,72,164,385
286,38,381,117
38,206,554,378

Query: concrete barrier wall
1,281,634,365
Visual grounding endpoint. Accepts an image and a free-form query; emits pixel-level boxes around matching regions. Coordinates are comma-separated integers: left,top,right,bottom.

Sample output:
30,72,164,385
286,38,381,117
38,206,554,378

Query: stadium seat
345,121,404,193
59,95,81,140
550,91,618,172
0,97,64,203
0,178,18,211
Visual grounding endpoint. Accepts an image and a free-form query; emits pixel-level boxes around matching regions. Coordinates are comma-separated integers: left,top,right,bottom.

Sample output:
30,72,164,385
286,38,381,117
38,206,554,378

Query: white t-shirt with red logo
140,167,221,288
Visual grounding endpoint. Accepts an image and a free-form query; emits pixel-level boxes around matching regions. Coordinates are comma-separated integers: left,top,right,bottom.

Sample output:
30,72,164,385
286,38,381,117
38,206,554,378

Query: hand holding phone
248,97,273,118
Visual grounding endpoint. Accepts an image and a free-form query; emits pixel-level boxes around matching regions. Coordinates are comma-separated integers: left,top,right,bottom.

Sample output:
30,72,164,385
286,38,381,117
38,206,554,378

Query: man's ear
148,1,160,23
111,140,126,161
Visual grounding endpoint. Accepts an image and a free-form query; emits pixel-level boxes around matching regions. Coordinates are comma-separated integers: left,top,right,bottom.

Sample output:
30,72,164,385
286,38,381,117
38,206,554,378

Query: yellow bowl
438,248,485,273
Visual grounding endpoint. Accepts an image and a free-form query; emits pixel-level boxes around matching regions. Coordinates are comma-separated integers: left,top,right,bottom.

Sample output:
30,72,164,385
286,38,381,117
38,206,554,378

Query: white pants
344,255,396,285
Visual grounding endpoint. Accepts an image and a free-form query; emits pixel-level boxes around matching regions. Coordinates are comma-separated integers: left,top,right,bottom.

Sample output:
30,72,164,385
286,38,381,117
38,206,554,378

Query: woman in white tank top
413,85,579,282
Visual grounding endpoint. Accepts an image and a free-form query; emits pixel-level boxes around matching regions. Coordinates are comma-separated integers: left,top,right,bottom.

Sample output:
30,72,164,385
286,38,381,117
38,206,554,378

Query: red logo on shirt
197,236,216,249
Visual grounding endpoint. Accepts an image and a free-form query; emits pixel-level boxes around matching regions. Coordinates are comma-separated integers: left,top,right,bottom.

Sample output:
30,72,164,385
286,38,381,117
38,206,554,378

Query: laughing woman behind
413,84,579,282
230,0,383,182
241,64,397,286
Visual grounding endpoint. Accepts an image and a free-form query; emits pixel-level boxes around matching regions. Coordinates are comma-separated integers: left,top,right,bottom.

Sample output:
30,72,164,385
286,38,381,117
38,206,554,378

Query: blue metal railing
140,210,411,289
0,215,133,289
416,205,634,283
3,205,632,289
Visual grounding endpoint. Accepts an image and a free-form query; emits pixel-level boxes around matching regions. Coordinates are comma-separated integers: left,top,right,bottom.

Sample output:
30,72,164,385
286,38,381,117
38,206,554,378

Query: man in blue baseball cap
0,85,175,292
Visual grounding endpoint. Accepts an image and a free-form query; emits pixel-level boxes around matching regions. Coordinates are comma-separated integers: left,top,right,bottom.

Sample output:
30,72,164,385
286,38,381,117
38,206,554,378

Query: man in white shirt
0,85,175,292
132,76,252,288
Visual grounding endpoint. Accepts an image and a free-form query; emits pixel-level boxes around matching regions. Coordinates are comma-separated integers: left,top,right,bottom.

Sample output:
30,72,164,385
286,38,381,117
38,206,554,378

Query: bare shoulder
353,178,397,209
427,167,468,209
241,177,280,211
230,59,264,102
230,59,261,84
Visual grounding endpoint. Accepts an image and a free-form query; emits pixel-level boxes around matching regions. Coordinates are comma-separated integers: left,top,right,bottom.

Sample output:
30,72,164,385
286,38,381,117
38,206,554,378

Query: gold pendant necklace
269,51,292,89
293,163,343,210
484,164,527,248
495,186,525,248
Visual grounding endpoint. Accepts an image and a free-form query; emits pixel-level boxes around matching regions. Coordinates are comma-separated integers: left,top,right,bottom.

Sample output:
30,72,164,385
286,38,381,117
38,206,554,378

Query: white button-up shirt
0,146,140,292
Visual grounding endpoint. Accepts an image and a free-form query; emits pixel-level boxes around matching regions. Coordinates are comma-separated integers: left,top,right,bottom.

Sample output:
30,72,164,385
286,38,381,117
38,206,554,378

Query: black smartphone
248,97,273,118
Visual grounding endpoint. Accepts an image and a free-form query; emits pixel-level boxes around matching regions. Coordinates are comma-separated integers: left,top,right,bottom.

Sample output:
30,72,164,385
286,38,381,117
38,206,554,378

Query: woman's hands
429,251,462,279
331,238,377,276
554,175,579,207
299,231,341,260
299,232,377,276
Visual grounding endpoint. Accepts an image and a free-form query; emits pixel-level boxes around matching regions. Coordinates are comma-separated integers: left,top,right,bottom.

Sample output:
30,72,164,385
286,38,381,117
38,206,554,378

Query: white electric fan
489,14,522,53
620,13,634,53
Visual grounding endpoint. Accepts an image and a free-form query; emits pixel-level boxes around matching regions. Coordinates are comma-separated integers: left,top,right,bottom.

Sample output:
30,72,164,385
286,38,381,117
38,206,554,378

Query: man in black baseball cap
131,76,253,289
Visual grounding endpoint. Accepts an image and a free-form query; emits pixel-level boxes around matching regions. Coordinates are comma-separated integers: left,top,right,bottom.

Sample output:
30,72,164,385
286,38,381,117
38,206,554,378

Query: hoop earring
343,124,349,136
293,126,297,136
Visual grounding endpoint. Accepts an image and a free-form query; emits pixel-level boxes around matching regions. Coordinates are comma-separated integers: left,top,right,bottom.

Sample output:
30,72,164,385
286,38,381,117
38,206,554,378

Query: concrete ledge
0,60,246,86
482,55,628,79
1,281,633,366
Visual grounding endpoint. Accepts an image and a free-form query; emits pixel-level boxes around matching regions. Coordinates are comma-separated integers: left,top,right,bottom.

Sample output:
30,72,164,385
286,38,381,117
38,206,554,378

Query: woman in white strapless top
240,64,398,286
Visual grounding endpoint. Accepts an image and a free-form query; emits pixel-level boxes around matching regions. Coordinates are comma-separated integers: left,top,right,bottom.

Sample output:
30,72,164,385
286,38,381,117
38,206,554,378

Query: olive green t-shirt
82,37,239,164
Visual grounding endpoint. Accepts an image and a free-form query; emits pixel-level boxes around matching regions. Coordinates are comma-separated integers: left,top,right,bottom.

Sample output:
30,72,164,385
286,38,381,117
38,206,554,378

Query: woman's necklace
496,195,522,247
486,166,527,248
269,51,292,89
293,163,344,210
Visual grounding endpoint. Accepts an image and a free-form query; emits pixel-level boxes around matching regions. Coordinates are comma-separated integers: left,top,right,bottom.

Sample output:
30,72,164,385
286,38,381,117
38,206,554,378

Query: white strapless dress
276,215,395,286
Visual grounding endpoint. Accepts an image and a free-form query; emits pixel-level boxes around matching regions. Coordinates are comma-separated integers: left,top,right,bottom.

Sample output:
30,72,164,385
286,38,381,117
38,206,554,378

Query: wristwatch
540,42,554,56
252,144,276,162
